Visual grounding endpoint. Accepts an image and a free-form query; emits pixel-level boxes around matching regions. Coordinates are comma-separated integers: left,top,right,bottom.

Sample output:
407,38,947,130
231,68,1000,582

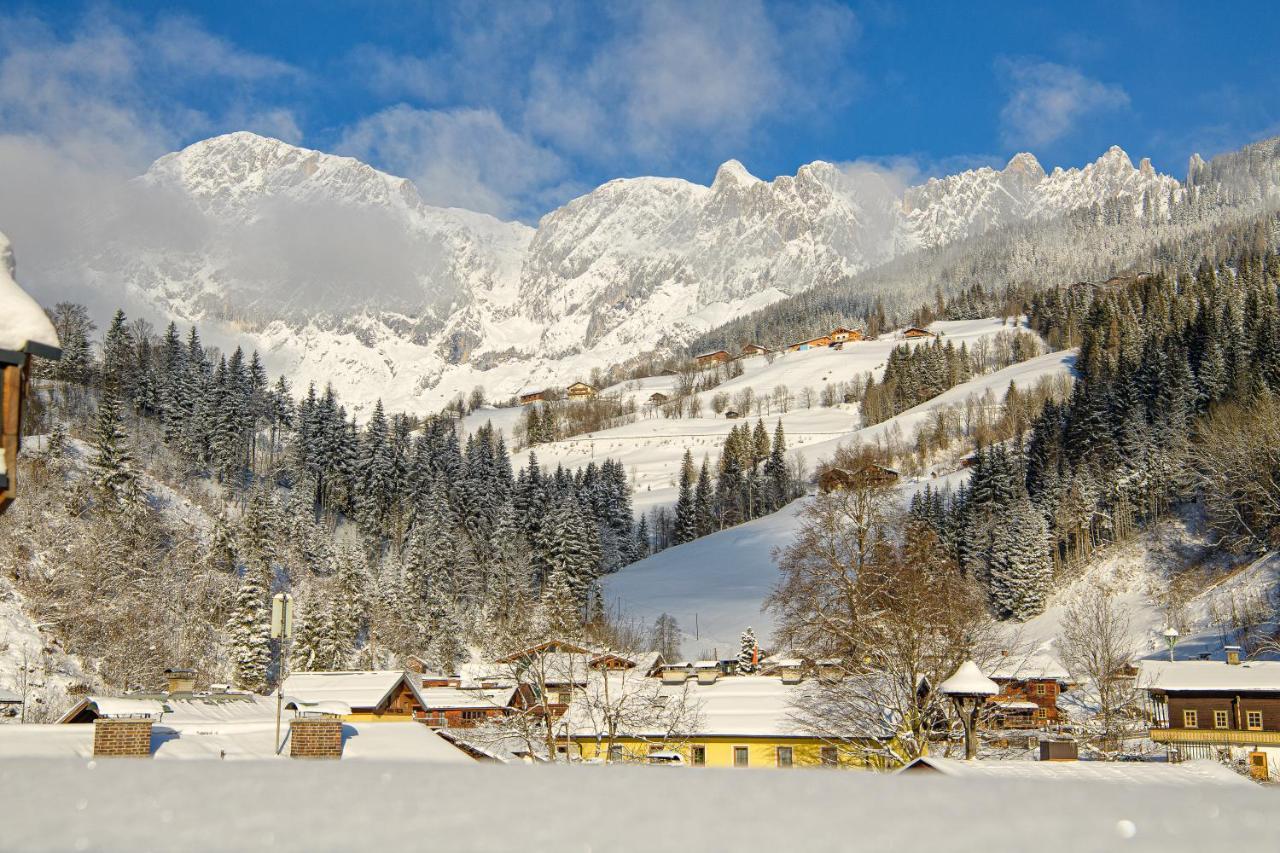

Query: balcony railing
1150,727,1280,746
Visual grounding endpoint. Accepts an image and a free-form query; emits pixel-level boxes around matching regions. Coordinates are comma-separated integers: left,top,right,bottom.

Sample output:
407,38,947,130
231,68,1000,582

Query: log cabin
902,327,935,339
695,350,731,367
985,653,1072,728
740,343,770,357
828,327,863,343
785,335,833,353
1137,653,1280,778
817,463,900,493
566,382,597,400
518,389,546,405
649,392,669,405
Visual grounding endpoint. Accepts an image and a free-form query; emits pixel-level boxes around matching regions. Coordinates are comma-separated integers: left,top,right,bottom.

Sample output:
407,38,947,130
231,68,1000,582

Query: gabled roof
694,349,730,358
988,652,1071,683
495,641,593,663
281,670,412,711
1136,660,1280,693
898,756,1253,787
0,232,61,361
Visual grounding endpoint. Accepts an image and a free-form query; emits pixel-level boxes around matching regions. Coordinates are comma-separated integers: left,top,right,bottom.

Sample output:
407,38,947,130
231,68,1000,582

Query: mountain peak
1094,145,1133,169
1004,152,1045,180
712,159,760,188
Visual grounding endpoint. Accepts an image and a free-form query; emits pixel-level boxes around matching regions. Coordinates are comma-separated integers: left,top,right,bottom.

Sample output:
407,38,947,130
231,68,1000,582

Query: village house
518,389,546,405
648,392,669,405
493,642,663,719
723,409,741,419
817,463,900,493
1137,652,1280,780
695,349,732,368
902,327,935,339
740,343,770,357
566,673,894,768
985,653,1072,728
828,327,863,343
785,335,833,353
566,381,596,400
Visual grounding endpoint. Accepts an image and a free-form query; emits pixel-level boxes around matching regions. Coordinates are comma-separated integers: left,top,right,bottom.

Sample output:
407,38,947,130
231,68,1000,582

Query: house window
777,747,794,768
1035,708,1048,721
1247,711,1263,731
1035,683,1046,696
734,747,749,767
1214,710,1230,729
821,747,838,767
461,710,484,721
607,744,624,762
1183,710,1198,728
691,746,706,766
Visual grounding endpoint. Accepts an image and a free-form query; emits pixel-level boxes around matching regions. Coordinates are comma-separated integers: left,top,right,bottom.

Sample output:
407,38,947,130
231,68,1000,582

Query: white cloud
524,0,860,162
998,58,1129,148
337,105,568,219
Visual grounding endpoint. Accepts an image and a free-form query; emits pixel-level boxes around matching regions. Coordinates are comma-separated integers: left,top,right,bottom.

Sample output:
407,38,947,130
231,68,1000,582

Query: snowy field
463,318,1034,514
1,758,1274,851
602,344,1077,655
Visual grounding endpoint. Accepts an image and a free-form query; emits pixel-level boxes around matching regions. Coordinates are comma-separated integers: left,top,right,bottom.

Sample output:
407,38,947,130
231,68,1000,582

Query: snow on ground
2,758,1275,851
602,342,1077,656
1009,511,1280,665
487,318,1036,514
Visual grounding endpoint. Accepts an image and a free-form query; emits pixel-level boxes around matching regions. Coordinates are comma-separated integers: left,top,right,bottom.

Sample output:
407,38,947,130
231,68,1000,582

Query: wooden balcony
1150,727,1280,747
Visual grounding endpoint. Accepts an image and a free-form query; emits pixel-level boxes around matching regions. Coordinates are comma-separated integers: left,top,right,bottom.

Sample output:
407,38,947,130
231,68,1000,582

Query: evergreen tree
738,627,759,672
227,570,272,691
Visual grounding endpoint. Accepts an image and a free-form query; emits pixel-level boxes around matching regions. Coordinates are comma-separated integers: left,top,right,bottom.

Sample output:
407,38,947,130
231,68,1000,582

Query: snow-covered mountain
32,132,1182,413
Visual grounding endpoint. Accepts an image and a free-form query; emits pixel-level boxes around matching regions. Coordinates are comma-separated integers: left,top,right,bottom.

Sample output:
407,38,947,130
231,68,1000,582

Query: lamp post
1163,627,1180,663
271,593,294,754
939,661,999,760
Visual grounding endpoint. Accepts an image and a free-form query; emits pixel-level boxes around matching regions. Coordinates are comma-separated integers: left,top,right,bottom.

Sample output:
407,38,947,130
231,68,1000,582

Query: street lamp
939,660,999,760
0,234,61,516
271,593,295,754
1163,627,1180,662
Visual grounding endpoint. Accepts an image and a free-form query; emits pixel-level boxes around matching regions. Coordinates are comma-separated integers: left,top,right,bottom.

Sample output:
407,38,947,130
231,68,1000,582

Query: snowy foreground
2,759,1274,851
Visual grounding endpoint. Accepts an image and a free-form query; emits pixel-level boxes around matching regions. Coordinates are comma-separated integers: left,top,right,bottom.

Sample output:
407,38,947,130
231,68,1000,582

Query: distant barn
741,343,770,357
519,389,546,405
902,327,935,339
818,464,900,492
695,350,732,368
829,327,863,343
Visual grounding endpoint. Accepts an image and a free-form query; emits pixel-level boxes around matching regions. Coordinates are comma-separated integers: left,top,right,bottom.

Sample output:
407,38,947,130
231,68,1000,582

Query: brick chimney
289,716,345,759
93,718,154,758
1225,646,1242,666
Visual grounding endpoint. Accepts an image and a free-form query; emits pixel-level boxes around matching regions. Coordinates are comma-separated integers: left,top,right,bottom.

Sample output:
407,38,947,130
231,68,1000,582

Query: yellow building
566,674,892,769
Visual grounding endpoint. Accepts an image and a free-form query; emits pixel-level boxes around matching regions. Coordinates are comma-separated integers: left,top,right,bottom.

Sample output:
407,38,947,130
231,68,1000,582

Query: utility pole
271,593,294,755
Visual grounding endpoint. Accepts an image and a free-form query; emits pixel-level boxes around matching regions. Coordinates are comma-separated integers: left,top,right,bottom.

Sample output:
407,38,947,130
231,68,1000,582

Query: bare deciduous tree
1057,587,1140,751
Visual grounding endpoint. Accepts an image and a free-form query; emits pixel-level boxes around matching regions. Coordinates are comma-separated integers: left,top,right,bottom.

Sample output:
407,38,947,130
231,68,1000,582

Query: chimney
164,668,196,694
1225,646,1241,666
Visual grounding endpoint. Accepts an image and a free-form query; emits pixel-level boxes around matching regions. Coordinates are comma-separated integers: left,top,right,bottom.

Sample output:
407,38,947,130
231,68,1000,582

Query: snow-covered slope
600,334,1078,655
503,318,1026,515
25,132,1182,414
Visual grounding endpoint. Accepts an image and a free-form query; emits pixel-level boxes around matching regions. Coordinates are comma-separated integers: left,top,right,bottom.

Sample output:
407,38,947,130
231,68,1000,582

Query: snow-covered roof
0,687,22,703
80,697,167,720
991,700,1040,711
0,232,60,360
899,756,1253,788
287,700,353,717
1136,660,1280,693
938,662,999,696
567,675,890,739
282,670,408,710
417,686,516,710
0,719,473,762
988,653,1071,682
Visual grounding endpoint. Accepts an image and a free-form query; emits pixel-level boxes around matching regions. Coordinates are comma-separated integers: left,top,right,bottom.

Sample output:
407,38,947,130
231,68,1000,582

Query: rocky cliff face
35,132,1193,412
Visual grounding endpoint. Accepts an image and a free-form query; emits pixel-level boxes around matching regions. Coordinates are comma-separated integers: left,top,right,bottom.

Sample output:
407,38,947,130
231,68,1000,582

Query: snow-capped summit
34,132,1188,413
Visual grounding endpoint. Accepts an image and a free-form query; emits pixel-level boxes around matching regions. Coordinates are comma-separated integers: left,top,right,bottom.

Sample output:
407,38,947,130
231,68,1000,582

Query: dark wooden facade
695,350,731,367
989,678,1063,728
818,464,900,493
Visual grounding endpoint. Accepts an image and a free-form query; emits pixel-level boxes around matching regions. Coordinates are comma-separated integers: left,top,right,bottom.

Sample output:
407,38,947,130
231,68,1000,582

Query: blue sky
1,1,1277,221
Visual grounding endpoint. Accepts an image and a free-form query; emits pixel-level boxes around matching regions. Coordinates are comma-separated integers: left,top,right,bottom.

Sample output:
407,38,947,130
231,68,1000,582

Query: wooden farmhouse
985,653,1072,728
282,670,521,726
723,409,742,419
695,349,732,367
828,327,863,343
518,389,546,405
817,463,900,493
902,327,935,339
786,335,833,353
649,392,670,405
566,382,597,400
1137,653,1280,778
740,343,770,357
